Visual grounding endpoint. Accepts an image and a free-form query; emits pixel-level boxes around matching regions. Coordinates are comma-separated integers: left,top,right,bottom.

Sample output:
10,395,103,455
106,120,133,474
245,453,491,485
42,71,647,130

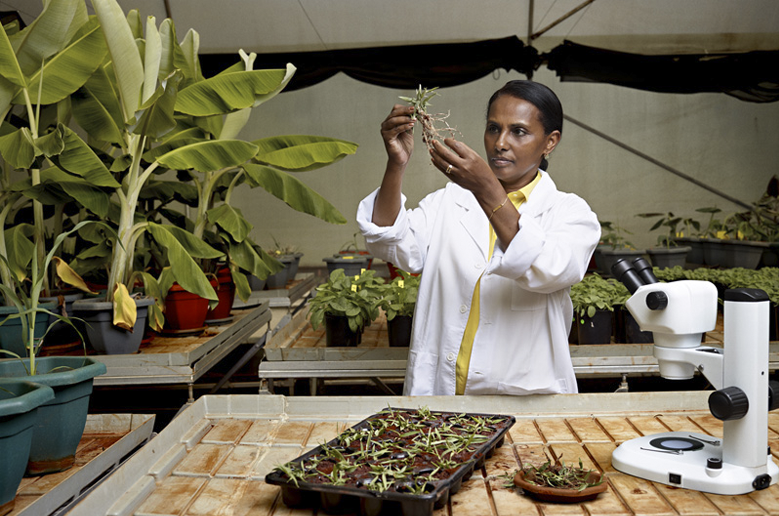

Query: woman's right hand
381,104,415,167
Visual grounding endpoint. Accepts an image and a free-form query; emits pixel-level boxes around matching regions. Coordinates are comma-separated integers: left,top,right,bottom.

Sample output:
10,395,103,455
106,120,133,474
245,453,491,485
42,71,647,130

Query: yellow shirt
455,172,543,394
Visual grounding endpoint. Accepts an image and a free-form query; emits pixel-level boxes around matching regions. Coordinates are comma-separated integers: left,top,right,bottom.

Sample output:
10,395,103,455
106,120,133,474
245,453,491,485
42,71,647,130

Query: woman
357,80,600,396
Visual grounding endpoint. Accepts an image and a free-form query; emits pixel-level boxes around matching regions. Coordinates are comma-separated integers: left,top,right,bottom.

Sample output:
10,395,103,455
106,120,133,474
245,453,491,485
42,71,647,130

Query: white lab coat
357,171,600,396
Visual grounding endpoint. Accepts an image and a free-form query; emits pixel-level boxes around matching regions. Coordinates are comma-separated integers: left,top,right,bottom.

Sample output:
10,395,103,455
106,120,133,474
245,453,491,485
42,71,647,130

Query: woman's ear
545,130,562,155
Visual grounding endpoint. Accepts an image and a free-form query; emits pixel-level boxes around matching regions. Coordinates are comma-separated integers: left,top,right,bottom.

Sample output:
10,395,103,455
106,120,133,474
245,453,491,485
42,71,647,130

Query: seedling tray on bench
265,406,515,516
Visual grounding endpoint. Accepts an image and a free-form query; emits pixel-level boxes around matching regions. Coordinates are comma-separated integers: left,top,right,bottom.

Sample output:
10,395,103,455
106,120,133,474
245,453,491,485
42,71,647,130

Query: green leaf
92,0,144,122
3,224,34,282
0,19,25,87
129,70,181,139
175,69,291,116
34,128,65,157
40,166,111,218
253,135,358,172
155,139,258,173
71,65,125,146
148,222,223,260
242,163,346,224
142,15,161,104
0,127,35,169
175,28,202,83
229,240,276,279
12,18,107,105
158,19,176,79
55,124,120,187
146,223,218,301
207,204,252,243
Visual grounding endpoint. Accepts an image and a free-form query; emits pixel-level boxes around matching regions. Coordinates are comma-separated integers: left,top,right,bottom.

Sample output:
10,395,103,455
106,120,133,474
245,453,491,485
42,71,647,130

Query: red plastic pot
206,268,236,321
164,278,219,331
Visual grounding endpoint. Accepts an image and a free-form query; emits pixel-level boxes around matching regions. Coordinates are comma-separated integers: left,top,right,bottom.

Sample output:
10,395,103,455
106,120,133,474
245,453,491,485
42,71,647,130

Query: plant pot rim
324,256,369,264
0,356,106,386
0,380,55,417
646,246,691,255
71,296,155,311
599,248,646,256
0,301,57,315
513,469,606,503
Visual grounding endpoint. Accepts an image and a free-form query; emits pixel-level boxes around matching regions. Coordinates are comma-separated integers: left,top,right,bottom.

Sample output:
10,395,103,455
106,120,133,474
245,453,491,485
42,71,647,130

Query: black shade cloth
544,40,779,103
200,36,539,91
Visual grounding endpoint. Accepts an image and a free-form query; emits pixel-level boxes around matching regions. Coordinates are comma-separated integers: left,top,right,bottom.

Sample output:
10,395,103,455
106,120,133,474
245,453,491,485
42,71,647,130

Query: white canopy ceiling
3,0,779,55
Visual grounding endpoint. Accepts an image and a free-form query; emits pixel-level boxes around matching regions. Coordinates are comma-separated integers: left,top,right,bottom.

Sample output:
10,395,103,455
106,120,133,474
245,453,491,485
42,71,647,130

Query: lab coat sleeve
356,187,446,274
489,193,600,293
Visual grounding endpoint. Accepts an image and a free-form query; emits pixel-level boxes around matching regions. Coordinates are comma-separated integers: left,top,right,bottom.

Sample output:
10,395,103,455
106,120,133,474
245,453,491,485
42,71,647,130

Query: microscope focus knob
768,381,779,411
645,291,668,311
709,386,749,421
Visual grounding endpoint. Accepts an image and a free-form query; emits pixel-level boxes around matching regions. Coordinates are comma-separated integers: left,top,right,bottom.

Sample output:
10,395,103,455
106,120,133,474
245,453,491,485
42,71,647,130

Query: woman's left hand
430,138,500,199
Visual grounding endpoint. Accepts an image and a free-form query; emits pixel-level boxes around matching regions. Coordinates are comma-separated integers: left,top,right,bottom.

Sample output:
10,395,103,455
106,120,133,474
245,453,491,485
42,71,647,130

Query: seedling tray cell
265,407,515,516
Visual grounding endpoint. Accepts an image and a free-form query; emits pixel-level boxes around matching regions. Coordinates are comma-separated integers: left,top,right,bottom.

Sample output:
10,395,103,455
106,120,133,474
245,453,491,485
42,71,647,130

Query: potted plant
513,455,606,503
308,269,383,347
377,270,420,347
695,207,728,267
718,210,771,269
595,221,645,276
570,274,618,345
0,380,54,514
635,212,691,269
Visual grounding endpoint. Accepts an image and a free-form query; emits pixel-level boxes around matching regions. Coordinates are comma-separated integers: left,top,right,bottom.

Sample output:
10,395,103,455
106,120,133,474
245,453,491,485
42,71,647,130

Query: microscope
610,257,779,495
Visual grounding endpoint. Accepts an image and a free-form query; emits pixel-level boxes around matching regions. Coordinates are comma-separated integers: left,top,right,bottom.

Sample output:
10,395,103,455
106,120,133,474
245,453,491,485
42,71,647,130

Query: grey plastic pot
323,256,369,277
0,380,54,513
71,297,154,355
646,246,691,269
0,356,106,476
266,255,296,289
0,302,58,358
598,249,646,277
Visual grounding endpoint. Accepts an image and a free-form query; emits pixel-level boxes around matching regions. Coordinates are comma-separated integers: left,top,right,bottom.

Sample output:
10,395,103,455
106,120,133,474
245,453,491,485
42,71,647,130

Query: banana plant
0,0,112,305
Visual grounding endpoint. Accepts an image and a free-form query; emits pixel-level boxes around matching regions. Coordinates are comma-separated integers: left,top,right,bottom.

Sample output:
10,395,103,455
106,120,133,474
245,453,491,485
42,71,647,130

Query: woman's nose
494,131,509,151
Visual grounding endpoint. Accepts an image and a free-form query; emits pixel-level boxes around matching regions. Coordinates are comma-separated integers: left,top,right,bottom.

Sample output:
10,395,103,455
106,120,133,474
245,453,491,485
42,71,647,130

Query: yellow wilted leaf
52,257,97,294
148,302,165,332
112,283,137,331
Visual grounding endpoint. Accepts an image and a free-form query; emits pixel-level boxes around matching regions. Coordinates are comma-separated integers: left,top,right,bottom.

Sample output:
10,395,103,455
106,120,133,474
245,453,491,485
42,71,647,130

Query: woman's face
483,95,560,191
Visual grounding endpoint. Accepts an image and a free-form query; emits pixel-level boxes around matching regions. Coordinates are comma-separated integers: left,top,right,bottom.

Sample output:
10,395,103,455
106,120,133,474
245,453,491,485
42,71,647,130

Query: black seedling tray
265,407,515,516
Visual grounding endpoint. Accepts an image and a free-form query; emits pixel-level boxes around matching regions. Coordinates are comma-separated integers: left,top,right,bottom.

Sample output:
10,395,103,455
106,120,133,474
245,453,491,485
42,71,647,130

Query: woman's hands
381,104,416,168
430,138,504,206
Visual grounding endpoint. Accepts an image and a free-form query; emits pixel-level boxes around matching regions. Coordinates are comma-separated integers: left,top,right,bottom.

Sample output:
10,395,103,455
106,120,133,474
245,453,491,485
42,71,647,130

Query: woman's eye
513,128,526,136
487,125,499,133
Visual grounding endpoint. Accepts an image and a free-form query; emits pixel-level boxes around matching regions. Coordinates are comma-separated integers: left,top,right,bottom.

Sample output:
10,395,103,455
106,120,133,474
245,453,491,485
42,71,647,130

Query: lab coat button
475,262,483,269
447,352,455,362
460,304,467,314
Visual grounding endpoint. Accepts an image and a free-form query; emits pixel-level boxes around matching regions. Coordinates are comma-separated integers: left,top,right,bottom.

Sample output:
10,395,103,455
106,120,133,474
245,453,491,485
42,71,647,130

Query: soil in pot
387,315,413,347
576,310,613,345
513,467,606,503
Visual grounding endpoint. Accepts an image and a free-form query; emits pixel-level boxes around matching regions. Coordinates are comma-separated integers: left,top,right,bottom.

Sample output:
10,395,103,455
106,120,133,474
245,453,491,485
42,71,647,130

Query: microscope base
612,432,779,495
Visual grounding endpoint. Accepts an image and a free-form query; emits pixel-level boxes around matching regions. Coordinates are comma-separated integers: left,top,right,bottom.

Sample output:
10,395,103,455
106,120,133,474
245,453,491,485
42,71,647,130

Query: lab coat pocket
511,285,545,311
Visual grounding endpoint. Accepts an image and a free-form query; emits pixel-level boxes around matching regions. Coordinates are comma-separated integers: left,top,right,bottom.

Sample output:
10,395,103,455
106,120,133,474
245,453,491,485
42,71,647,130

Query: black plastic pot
576,309,613,345
387,315,412,347
325,314,360,347
614,306,653,343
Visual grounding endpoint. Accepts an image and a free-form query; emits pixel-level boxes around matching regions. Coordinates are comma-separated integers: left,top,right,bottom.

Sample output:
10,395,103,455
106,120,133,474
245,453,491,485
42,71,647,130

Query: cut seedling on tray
399,85,460,153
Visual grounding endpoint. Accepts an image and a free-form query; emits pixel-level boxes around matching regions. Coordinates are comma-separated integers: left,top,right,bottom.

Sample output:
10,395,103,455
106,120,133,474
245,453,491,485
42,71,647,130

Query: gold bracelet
488,196,510,222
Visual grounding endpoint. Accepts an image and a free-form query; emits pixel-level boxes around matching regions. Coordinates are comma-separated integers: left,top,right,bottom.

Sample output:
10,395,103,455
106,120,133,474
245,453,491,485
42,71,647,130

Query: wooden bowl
513,470,607,503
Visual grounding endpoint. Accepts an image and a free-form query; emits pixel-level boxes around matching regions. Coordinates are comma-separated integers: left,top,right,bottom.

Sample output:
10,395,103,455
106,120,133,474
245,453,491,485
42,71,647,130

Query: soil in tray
266,407,515,516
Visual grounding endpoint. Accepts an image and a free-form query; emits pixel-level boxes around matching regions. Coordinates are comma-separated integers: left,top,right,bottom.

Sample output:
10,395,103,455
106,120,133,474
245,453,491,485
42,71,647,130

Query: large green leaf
3,224,34,282
91,0,144,122
142,16,161,104
158,19,176,80
253,135,358,172
155,140,258,173
175,69,290,116
0,20,25,87
9,0,84,77
71,65,125,146
129,70,181,139
228,239,275,280
55,125,120,187
12,18,107,106
148,223,223,260
146,223,217,301
34,128,65,157
142,136,199,163
0,127,35,169
242,163,346,224
40,167,111,218
207,204,252,243
175,28,202,83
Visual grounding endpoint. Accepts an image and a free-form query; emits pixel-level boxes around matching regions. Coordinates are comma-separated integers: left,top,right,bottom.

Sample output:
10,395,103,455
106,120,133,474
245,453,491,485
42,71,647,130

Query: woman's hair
486,80,563,170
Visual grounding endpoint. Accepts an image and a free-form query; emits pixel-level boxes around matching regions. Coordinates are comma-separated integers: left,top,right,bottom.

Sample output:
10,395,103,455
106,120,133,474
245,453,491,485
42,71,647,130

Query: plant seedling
519,455,603,492
399,85,459,153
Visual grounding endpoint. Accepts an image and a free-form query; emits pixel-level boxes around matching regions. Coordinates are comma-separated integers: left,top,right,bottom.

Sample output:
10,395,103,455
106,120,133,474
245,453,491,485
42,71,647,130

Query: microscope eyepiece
611,258,645,294
632,256,659,285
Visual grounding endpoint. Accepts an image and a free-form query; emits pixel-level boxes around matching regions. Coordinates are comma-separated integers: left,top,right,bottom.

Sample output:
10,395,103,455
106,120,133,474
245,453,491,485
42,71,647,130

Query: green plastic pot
0,380,54,514
0,302,58,358
0,356,106,475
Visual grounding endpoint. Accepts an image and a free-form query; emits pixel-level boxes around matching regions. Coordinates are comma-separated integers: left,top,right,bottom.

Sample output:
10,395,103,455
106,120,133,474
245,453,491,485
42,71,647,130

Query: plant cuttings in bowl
518,455,603,492
399,85,460,153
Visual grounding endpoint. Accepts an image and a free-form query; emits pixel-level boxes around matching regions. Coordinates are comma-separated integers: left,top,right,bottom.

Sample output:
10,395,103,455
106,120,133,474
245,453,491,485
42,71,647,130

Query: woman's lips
490,157,513,167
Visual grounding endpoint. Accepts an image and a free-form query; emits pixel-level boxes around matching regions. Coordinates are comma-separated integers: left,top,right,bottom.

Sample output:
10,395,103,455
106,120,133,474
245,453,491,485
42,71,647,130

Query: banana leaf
154,139,258,173
0,127,35,169
71,65,125,146
53,124,121,187
242,163,346,224
253,135,358,172
207,204,252,243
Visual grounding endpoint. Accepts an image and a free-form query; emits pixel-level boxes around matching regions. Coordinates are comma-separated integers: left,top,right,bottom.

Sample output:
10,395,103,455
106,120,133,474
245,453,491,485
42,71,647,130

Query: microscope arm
654,346,724,389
